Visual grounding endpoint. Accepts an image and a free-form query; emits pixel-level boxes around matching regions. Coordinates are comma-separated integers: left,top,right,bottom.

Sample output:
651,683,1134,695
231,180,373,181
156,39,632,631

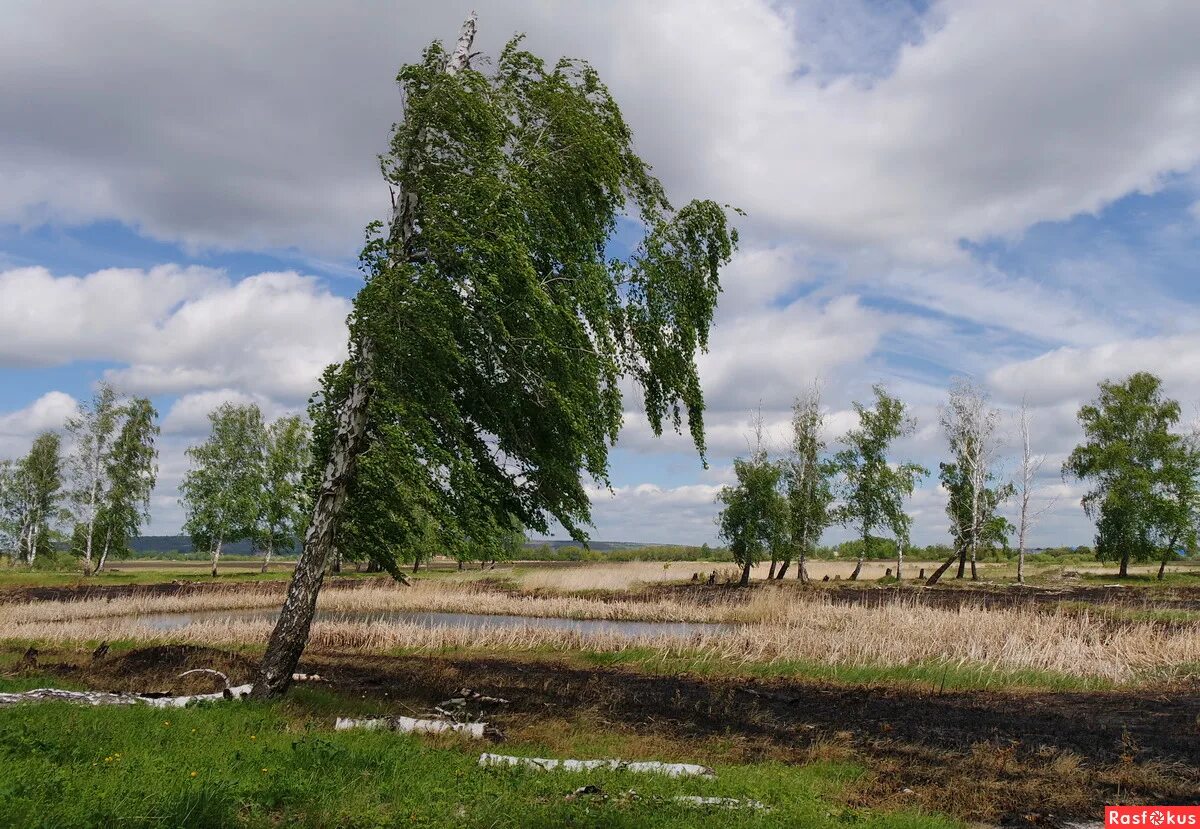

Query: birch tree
1063,372,1199,578
256,415,310,573
832,386,927,580
0,433,66,565
717,424,789,587
66,382,120,573
782,385,834,583
180,403,265,578
1015,399,1056,583
938,378,1003,580
253,16,738,697
93,398,159,573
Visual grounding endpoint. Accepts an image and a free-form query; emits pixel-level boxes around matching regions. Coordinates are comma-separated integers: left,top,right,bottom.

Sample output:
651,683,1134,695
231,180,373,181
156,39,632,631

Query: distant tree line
716,371,1200,584
0,382,159,572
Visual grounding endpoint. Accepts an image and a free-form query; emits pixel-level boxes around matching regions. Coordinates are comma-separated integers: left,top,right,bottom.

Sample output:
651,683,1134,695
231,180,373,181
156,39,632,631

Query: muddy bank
0,575,388,605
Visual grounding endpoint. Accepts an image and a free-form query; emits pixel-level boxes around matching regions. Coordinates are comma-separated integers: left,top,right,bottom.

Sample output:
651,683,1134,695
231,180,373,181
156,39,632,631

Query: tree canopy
1063,372,1200,577
254,18,739,697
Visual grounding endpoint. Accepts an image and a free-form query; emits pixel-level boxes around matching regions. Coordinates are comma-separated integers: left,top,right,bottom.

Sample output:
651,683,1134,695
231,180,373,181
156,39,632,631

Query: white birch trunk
252,15,478,700
211,536,223,578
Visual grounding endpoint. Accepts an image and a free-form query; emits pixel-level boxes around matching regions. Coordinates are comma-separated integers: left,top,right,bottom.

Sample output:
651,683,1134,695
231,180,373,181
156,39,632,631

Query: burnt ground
11,644,1199,827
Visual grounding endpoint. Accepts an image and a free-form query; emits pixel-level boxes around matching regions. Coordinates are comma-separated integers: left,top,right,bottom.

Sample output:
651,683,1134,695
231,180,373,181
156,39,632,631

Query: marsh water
134,607,731,638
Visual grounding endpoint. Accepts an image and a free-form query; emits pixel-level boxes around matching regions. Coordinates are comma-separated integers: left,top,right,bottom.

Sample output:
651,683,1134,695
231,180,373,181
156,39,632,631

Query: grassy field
0,674,959,829
2,559,1199,826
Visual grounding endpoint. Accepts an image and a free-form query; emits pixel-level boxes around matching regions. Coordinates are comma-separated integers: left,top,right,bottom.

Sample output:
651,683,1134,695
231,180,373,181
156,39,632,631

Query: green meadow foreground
2,559,1199,827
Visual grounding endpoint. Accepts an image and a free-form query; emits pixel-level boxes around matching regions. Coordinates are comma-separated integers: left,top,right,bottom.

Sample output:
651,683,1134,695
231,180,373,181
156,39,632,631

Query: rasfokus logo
1106,807,1200,826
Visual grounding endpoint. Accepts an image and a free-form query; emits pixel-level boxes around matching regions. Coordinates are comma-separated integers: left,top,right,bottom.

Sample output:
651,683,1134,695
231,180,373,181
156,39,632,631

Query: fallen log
0,685,252,708
334,716,486,739
674,795,769,811
478,753,715,778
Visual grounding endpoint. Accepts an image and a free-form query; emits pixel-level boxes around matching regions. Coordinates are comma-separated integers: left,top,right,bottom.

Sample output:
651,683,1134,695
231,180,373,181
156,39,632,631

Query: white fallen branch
0,685,252,708
335,716,486,739
478,753,715,779
674,795,770,811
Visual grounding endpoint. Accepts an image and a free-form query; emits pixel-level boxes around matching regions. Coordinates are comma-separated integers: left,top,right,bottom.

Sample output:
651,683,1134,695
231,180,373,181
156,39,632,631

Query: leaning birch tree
251,16,738,697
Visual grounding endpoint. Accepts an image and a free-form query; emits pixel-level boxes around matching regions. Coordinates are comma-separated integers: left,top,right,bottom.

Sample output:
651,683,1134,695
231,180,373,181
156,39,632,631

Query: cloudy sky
2,0,1199,546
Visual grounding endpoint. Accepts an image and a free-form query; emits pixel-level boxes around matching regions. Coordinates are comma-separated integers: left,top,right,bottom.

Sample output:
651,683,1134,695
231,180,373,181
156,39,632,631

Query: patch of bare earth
11,645,1196,827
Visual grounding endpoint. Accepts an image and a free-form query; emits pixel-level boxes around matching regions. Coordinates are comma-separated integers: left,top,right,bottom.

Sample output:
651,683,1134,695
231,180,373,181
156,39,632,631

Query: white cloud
2,1,1199,259
0,391,77,457
0,265,349,403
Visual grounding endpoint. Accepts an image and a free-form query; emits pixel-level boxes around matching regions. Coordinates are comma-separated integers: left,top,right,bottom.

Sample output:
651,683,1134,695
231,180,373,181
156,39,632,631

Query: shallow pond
133,607,732,638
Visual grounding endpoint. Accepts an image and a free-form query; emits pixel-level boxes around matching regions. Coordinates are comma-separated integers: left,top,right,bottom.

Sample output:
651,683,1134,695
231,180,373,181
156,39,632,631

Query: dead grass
4,582,1198,682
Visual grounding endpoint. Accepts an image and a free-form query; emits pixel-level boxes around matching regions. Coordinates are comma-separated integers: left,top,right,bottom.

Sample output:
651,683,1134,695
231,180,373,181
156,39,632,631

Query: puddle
132,607,732,638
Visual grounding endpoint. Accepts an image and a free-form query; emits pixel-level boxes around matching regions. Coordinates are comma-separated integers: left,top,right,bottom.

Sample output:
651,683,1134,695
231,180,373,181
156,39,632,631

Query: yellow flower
189,771,198,778
249,735,256,740
260,768,269,773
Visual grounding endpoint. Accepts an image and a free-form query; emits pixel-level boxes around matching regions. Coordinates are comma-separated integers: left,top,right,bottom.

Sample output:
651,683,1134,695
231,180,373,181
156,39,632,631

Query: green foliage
1063,372,1200,574
324,33,738,574
784,388,836,576
96,398,160,565
0,432,67,564
938,462,1013,557
717,440,789,585
832,387,928,565
180,404,266,555
255,416,310,558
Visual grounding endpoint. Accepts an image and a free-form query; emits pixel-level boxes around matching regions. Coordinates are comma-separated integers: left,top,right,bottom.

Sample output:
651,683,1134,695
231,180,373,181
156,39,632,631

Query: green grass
575,649,1116,692
0,682,959,829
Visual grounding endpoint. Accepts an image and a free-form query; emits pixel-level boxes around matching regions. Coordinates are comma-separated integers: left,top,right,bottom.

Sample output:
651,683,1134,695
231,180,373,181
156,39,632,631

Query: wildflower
250,735,256,741
190,771,198,778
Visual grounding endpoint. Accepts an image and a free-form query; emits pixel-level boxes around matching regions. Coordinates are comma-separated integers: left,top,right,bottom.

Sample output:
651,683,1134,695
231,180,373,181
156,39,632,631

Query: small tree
0,433,66,565
1015,399,1056,583
939,378,1004,580
93,398,159,573
833,386,927,580
180,403,266,577
782,385,835,582
927,461,1013,585
256,415,311,573
66,382,121,573
1063,372,1200,578
717,454,788,587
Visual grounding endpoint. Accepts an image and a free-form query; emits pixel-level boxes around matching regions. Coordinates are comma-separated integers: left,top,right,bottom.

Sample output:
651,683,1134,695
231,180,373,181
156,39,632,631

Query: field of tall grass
3,581,1197,683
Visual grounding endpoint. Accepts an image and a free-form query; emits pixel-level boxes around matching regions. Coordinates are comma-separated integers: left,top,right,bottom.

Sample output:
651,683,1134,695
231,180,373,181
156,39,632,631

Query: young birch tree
66,382,120,573
833,386,927,581
782,385,835,583
252,16,738,697
938,378,1003,581
256,415,311,573
93,398,159,573
180,403,265,578
3,433,66,565
1015,399,1056,583
717,417,789,587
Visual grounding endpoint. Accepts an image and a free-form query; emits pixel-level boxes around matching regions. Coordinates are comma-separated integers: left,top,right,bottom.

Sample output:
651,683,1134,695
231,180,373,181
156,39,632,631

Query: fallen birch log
478,753,715,778
674,795,769,811
0,685,253,708
334,716,486,739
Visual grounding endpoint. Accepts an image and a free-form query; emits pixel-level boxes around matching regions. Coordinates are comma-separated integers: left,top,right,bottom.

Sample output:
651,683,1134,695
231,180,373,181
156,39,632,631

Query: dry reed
3,584,1198,683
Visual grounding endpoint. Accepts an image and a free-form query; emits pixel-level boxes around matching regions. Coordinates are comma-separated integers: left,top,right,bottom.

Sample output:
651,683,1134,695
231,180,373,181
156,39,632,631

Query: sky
2,0,1200,546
